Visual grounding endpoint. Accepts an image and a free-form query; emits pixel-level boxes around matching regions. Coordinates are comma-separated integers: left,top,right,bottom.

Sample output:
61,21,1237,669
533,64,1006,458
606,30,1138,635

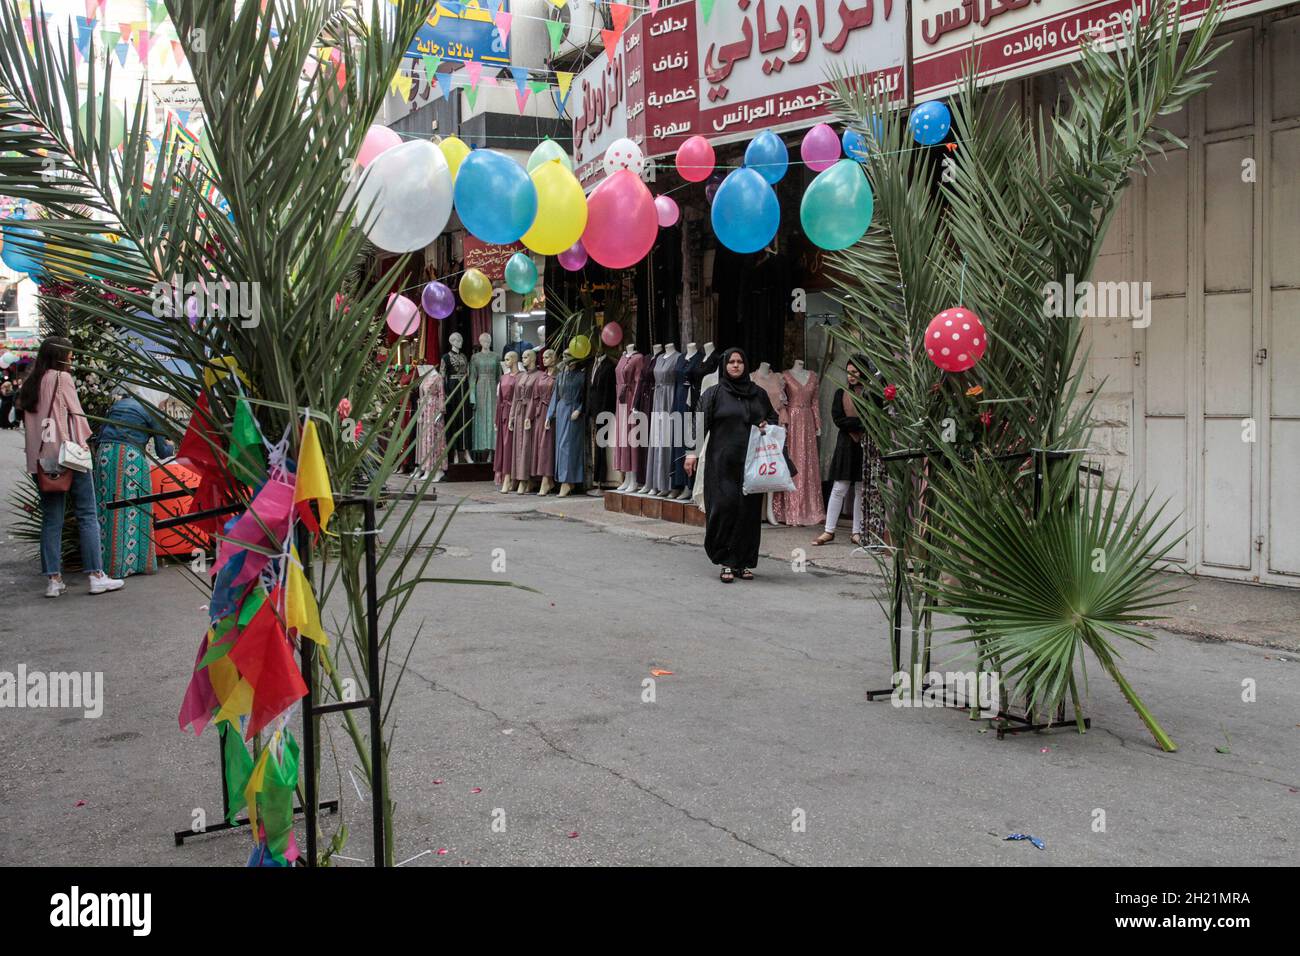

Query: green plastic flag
700,0,716,22
261,733,300,860
545,18,565,54
222,727,255,824
227,397,266,486
464,85,480,112
422,54,441,79
528,79,549,95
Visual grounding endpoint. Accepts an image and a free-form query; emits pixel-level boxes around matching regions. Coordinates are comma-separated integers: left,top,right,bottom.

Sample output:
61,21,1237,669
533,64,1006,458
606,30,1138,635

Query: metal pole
363,498,386,867
297,524,318,867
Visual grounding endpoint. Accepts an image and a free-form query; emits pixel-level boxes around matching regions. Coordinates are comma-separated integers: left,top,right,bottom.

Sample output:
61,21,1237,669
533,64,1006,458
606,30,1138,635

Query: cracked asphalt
1,437,1297,864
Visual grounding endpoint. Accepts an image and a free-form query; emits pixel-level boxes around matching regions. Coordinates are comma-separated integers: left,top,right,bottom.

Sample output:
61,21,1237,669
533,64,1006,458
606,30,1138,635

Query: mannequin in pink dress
495,352,519,492
778,361,825,525
751,362,788,522
614,345,647,491
510,350,539,492
531,349,558,494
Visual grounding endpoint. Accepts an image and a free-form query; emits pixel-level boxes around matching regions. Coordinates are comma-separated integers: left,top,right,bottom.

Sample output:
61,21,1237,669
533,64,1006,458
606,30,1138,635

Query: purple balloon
557,239,588,271
421,280,455,319
801,123,842,172
704,171,725,205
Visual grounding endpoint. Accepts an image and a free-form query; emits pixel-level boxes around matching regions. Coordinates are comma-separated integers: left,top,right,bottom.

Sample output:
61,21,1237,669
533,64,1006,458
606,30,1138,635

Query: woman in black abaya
683,348,779,583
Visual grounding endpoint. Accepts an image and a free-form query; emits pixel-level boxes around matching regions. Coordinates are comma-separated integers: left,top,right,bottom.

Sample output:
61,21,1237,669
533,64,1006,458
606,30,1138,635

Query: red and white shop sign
913,0,1292,101
572,33,632,190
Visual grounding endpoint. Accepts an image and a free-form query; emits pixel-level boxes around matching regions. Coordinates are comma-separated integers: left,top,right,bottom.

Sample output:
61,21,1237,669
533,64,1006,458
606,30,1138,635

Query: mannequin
441,331,472,465
614,344,647,493
751,362,788,524
635,345,664,494
496,351,520,493
646,342,685,496
469,331,501,462
509,349,538,494
779,357,825,526
532,348,558,495
676,343,705,498
586,346,618,490
549,347,587,497
415,363,446,483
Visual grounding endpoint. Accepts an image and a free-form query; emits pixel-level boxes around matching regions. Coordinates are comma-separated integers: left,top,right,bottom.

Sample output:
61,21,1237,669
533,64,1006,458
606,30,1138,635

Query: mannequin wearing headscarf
690,347,779,572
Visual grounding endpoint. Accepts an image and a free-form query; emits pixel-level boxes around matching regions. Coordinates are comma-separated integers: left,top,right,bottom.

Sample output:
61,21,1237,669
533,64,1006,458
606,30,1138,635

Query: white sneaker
45,577,65,598
88,572,125,595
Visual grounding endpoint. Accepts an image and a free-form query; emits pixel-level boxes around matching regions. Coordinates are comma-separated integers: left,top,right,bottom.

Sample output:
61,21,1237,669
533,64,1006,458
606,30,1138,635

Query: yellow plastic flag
214,677,253,726
245,745,270,839
208,653,240,704
203,354,250,389
286,545,327,645
293,419,335,532
556,71,574,102
389,73,413,101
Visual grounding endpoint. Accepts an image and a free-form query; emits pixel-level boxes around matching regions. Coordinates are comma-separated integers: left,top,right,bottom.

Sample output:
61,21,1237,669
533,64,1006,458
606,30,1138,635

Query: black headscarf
716,347,770,424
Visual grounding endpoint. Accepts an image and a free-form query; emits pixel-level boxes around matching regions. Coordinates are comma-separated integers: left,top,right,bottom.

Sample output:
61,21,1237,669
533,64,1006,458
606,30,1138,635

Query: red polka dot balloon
924,307,986,373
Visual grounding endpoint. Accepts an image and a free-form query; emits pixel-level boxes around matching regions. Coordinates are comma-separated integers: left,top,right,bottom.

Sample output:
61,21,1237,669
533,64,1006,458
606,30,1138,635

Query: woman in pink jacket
16,338,124,597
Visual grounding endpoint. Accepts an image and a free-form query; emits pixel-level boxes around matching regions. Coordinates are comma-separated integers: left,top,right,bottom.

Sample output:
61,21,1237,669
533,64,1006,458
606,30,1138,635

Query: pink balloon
800,123,841,173
600,321,624,348
582,170,658,270
654,194,679,228
385,293,420,336
675,135,715,183
358,125,402,167
557,239,588,271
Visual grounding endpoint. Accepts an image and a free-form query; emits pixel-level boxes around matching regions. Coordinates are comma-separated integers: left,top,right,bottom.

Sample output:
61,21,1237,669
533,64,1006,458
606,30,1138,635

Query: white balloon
603,137,645,178
354,139,453,253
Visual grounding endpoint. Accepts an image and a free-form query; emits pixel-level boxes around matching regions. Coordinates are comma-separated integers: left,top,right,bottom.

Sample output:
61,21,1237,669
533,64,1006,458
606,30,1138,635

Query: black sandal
738,569,754,580
719,567,735,583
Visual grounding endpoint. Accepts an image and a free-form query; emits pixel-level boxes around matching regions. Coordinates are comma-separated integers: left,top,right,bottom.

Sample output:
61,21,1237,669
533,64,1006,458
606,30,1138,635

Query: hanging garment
94,440,157,579
687,348,716,411
752,369,789,521
697,381,779,569
440,350,470,453
509,369,538,481
469,351,501,453
647,352,685,492
586,355,617,484
672,350,703,489
614,352,646,475
530,370,556,479
416,370,446,474
634,352,657,485
691,370,720,510
778,370,826,526
548,365,587,485
494,371,516,483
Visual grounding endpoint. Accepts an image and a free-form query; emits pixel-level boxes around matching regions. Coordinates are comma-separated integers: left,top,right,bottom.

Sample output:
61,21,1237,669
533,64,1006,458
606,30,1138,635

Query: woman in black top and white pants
813,357,881,547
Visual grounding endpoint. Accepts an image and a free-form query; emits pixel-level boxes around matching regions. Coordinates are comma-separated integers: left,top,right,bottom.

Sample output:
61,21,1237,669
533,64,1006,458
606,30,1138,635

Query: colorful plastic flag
261,733,300,860
286,546,327,645
494,11,512,44
609,2,632,33
293,420,334,533
227,397,267,486
222,728,254,824
229,597,308,739
179,633,219,735
545,18,565,53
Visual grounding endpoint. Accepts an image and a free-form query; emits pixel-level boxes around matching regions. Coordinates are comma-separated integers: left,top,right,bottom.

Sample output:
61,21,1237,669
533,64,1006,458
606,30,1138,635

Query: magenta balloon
358,125,402,167
385,293,420,336
654,194,679,228
600,321,624,348
582,170,658,269
421,280,455,319
675,135,715,183
800,123,842,173
557,239,588,271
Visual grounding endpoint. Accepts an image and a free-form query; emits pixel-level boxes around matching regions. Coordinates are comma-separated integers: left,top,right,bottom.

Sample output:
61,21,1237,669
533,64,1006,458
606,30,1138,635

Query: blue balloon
711,168,779,254
453,149,538,245
801,159,874,251
910,100,952,146
743,130,789,184
842,128,869,161
1,224,44,277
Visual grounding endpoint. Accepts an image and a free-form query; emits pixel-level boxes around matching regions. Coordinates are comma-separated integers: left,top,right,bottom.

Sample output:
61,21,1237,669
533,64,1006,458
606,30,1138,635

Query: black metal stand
110,490,385,864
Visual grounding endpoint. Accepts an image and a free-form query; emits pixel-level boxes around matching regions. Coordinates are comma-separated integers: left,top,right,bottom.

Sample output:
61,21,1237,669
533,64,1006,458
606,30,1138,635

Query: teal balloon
1,224,44,277
743,130,788,184
527,139,572,174
801,159,874,251
711,168,779,254
453,149,538,245
504,252,538,294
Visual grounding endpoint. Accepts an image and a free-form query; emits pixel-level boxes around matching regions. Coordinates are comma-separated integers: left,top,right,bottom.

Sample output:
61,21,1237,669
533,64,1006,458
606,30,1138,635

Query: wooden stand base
604,491,704,526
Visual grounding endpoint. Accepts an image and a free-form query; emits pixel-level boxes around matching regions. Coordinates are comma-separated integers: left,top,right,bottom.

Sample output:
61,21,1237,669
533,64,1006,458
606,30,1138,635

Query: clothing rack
862,447,1094,739
107,492,385,865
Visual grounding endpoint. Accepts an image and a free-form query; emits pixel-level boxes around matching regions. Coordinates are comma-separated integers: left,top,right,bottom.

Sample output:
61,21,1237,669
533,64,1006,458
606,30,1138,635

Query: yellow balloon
439,136,470,182
569,334,591,360
521,159,588,256
459,268,493,309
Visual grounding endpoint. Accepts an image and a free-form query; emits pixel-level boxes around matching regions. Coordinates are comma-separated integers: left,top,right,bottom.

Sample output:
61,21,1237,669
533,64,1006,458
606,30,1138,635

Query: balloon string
958,255,967,306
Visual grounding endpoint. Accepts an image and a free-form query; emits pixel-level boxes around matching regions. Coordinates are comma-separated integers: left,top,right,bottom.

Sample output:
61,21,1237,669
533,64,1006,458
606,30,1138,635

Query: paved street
1,429,1297,866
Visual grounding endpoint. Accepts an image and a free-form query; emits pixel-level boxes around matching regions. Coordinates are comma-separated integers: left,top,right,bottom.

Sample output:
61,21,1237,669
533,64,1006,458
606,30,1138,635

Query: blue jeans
36,469,104,576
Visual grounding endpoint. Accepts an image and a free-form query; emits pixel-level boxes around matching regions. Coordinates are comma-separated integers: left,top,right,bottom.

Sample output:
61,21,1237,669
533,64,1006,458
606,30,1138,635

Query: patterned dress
94,441,156,578
416,371,446,474
510,369,538,481
530,371,557,479
753,370,788,522
494,371,516,483
777,371,825,526
469,351,500,453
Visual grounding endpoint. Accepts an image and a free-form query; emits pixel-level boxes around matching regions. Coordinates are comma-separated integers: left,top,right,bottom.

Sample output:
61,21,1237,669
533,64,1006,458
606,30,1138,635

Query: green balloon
527,139,573,174
800,159,874,251
504,252,538,294
77,96,126,150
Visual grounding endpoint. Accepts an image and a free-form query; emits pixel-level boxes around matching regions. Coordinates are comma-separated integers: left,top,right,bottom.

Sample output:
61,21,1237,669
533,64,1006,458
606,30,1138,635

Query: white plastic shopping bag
742,425,796,494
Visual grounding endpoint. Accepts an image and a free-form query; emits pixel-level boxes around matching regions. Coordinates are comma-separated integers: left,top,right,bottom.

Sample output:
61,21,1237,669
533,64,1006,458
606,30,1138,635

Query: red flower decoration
337,398,352,419
883,384,897,401
979,410,992,427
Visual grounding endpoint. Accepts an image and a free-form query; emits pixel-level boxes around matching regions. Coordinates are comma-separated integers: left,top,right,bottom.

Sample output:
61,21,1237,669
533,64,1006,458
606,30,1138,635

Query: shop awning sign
409,0,511,67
